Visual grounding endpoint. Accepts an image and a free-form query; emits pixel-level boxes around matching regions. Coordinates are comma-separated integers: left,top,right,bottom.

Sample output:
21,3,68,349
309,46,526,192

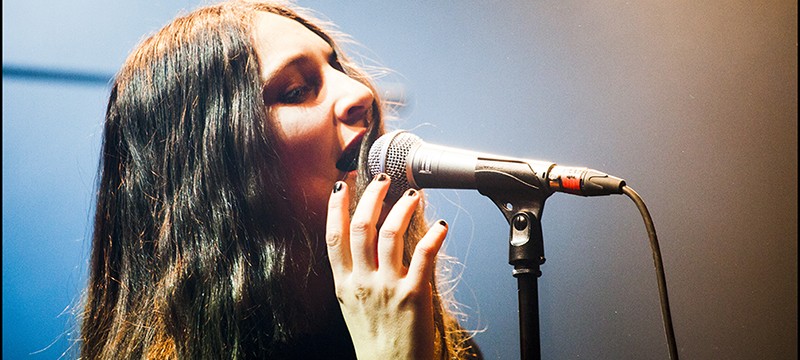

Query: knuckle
325,231,343,247
354,286,371,302
350,221,373,238
378,227,400,240
334,287,346,303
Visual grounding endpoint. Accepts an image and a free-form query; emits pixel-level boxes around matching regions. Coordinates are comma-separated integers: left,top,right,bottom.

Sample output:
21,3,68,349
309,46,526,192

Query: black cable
622,185,679,360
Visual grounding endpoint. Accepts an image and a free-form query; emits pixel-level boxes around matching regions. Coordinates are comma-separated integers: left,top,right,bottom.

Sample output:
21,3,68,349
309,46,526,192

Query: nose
331,70,374,127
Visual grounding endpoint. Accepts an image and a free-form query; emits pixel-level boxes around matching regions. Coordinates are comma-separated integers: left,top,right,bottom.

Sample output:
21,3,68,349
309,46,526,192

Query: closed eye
262,50,334,105
279,84,314,104
275,67,321,105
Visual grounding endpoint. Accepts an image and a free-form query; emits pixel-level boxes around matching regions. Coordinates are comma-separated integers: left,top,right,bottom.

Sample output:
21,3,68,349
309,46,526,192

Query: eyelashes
275,71,321,105
268,51,345,105
279,83,316,104
329,51,345,72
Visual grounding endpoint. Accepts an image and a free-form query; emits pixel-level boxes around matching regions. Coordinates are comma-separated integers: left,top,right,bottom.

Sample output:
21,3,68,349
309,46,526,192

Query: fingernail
407,189,417,197
333,181,344,193
375,173,388,182
438,219,447,228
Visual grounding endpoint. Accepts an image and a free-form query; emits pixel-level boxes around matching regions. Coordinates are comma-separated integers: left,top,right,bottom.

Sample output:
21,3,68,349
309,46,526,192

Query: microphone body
368,130,626,199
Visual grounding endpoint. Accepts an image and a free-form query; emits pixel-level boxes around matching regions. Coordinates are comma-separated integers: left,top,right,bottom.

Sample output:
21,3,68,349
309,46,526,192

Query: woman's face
253,12,373,226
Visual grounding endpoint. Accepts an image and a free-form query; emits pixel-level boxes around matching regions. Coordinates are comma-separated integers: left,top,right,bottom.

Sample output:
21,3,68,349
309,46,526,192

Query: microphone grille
368,130,422,199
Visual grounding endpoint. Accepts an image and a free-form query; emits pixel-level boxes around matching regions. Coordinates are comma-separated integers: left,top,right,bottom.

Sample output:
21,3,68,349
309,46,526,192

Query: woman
81,1,480,359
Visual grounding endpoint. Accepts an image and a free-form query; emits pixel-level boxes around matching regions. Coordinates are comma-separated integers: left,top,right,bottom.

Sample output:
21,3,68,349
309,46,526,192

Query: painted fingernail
407,189,417,197
375,173,388,182
333,181,344,193
438,219,448,228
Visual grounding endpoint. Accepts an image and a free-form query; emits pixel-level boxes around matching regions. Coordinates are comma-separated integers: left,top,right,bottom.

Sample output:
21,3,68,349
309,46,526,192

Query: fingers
377,188,420,277
349,173,391,272
407,220,448,287
326,181,352,280
327,172,446,286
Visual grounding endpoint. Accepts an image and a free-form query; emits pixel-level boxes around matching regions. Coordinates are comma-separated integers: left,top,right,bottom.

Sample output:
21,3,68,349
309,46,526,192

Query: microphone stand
475,159,552,360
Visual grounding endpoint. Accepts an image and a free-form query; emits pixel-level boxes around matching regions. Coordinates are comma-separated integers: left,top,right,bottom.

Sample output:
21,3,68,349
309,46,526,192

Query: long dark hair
81,1,477,359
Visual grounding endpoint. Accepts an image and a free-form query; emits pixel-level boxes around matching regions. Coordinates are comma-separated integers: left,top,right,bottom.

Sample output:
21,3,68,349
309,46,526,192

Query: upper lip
335,130,366,172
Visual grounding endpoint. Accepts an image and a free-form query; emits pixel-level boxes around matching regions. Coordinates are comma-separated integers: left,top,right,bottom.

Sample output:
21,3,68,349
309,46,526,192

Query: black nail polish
438,220,447,227
407,189,417,197
375,173,388,182
333,181,343,193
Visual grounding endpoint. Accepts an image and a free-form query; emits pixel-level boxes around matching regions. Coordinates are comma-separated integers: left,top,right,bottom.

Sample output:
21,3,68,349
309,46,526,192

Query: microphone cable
622,186,679,360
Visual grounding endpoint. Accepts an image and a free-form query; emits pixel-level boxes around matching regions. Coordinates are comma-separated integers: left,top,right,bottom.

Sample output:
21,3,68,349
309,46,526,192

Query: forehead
252,12,331,73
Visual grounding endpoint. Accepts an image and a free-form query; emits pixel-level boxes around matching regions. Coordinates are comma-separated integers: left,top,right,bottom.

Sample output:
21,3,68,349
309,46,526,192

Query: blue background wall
3,1,797,359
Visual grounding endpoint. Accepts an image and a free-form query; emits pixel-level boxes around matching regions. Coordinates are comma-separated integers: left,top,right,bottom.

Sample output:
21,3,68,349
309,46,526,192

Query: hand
326,174,447,360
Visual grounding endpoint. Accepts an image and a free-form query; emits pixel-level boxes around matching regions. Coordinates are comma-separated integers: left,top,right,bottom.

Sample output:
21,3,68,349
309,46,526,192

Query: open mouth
335,131,366,172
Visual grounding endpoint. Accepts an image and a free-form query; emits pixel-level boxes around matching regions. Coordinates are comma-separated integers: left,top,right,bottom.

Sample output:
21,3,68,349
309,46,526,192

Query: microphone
367,130,626,200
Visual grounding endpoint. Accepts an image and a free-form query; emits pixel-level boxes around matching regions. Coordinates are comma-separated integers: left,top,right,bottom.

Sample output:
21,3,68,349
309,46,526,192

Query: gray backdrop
3,1,797,359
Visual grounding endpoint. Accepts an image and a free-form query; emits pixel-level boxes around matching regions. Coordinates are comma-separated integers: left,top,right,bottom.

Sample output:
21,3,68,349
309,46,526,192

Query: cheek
269,107,338,186
271,108,330,155
269,108,338,218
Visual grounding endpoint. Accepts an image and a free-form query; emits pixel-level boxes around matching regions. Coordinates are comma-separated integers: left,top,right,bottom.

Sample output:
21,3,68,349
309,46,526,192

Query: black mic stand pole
476,160,552,360
510,208,546,360
485,196,547,360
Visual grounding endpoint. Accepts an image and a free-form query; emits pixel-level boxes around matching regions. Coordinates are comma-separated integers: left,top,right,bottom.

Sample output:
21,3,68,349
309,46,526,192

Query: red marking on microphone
563,177,581,191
